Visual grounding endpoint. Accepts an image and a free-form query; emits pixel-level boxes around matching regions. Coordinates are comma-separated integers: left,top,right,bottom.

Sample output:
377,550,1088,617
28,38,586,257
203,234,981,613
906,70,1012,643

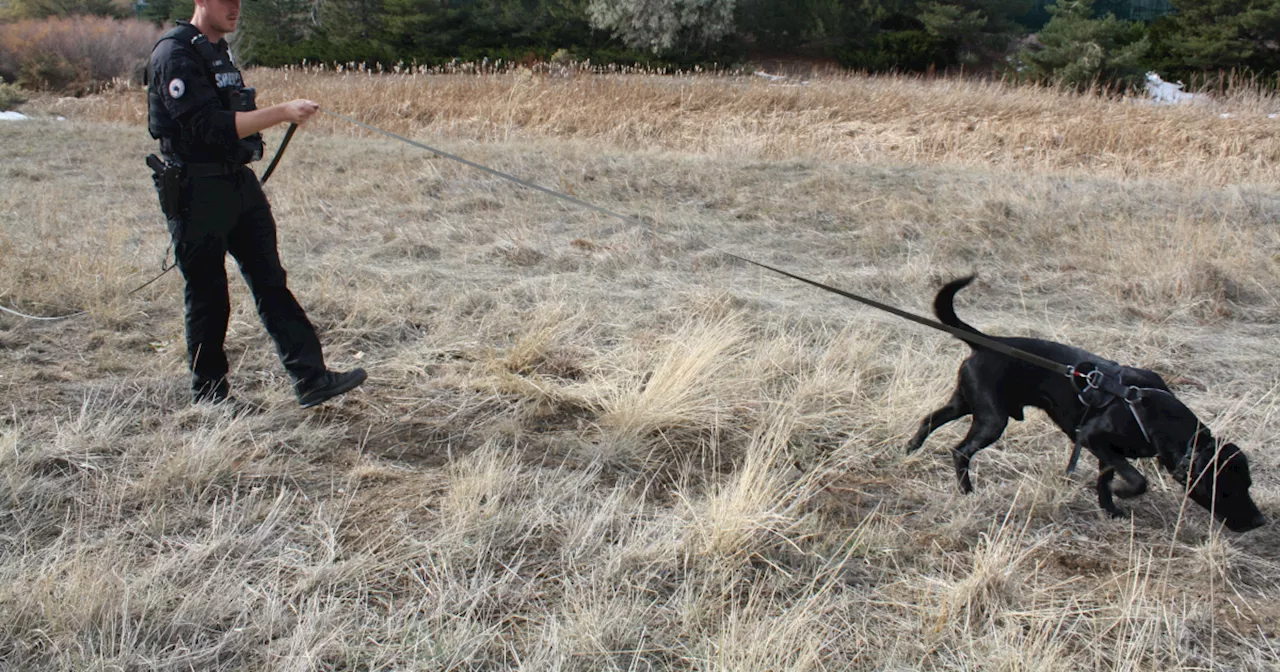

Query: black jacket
147,21,260,164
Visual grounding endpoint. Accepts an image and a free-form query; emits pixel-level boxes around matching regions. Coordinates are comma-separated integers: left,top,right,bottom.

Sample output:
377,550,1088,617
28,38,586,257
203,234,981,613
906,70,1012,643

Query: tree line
3,0,1278,88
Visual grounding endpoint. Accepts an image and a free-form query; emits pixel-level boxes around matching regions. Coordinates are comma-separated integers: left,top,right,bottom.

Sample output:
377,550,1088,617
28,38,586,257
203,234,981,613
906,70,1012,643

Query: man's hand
235,99,321,139
280,99,320,124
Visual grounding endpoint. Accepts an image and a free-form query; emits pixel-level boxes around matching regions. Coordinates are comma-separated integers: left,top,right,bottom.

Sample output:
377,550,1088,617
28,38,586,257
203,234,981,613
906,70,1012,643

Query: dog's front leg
1091,440,1149,499
1096,467,1125,518
1090,441,1148,518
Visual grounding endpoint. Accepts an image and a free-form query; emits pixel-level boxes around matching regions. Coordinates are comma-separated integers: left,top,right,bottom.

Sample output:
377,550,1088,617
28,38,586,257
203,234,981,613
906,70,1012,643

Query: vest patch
215,71,243,88
168,78,185,99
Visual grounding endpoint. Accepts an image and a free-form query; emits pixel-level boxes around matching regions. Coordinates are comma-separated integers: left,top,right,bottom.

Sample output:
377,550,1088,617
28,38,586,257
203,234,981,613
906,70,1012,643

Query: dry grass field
2,70,1280,670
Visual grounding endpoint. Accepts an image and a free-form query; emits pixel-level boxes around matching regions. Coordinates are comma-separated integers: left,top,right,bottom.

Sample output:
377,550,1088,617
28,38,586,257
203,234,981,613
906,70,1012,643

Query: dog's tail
935,276,985,346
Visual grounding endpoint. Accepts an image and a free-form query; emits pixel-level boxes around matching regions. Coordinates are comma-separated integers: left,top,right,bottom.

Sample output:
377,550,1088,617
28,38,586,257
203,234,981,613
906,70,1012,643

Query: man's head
192,0,240,42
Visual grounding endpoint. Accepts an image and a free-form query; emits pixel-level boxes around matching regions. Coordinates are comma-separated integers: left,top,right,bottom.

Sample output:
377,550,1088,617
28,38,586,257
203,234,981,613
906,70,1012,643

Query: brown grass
40,66,1280,186
2,70,1280,669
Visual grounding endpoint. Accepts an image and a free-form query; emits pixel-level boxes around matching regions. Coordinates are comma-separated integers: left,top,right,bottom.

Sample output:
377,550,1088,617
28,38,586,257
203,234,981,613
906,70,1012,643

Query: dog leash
2,125,301,321
316,108,1101,383
259,122,298,185
0,302,86,321
134,127,302,296
717,253,1083,375
2,107,1139,414
355,88,1175,477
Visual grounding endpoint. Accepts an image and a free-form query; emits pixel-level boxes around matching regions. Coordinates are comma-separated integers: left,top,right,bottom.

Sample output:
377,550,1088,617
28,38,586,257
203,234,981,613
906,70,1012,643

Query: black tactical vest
147,22,264,164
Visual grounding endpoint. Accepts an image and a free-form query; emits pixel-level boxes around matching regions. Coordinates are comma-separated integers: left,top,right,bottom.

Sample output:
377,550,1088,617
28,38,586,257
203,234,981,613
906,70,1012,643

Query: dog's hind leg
950,414,1008,494
906,390,971,454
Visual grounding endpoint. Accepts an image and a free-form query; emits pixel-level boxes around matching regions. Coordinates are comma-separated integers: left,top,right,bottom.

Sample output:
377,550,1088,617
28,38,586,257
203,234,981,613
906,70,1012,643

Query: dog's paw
1102,506,1128,520
1110,477,1148,500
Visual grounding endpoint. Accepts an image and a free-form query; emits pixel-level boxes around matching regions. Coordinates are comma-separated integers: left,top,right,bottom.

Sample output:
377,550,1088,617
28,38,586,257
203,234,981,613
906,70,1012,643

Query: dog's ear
1180,447,1218,511
1184,441,1248,495
1219,442,1252,484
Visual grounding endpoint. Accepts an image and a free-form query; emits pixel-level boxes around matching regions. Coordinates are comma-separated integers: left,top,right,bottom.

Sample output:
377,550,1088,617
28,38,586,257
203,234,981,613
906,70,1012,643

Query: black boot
192,376,231,404
191,377,262,415
296,368,367,408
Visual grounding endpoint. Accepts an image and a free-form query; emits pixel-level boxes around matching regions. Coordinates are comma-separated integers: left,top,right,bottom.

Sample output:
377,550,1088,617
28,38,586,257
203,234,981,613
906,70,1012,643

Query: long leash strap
718,252,1074,376
0,107,1113,397
318,108,1079,380
0,303,86,321
317,108,649,237
259,122,297,186
124,125,298,299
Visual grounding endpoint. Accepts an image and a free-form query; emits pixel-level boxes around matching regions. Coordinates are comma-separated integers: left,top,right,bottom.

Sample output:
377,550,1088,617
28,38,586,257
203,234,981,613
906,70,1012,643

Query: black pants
170,165,325,395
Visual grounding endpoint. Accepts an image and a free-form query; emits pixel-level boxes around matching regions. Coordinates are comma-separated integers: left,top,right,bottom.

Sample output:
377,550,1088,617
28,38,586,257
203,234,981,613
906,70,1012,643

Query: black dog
906,277,1265,533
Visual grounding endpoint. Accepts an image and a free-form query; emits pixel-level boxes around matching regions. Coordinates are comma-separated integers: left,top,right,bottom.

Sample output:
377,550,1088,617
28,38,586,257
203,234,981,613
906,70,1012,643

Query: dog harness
1064,360,1154,475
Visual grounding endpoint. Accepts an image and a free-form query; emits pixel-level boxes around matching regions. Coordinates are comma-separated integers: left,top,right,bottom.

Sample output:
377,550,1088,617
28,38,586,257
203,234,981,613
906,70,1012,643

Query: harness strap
1127,397,1153,443
1066,385,1181,477
153,22,220,69
1065,405,1094,476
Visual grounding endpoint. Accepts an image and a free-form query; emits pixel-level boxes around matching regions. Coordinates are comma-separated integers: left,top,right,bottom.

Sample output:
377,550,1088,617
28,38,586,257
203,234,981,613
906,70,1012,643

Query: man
147,0,366,408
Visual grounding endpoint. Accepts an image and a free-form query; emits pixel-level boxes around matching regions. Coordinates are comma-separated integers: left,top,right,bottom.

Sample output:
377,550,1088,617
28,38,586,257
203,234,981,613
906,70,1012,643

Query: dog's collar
1174,427,1216,485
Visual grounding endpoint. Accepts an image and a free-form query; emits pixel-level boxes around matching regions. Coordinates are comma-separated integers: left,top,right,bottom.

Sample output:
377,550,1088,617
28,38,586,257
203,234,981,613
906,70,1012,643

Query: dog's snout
1227,511,1266,533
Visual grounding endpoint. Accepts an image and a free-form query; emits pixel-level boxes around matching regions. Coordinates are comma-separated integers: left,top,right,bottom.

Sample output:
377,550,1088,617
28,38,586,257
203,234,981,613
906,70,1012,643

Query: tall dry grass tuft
131,410,264,502
700,584,830,672
933,501,1045,634
436,439,522,541
680,409,802,565
1090,212,1272,320
597,314,750,447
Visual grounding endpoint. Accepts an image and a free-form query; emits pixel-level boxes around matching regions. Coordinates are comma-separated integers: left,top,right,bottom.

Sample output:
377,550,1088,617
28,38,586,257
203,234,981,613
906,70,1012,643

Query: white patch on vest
168,78,185,99
215,71,242,88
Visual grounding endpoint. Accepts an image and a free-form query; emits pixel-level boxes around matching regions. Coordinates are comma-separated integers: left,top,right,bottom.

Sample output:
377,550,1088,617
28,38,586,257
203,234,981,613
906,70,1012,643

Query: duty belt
181,161,241,178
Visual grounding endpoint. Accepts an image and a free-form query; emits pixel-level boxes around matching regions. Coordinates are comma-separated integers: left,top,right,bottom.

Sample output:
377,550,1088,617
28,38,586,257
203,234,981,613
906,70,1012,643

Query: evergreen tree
918,0,1032,64
140,0,193,24
587,0,736,54
1016,0,1148,87
735,0,849,50
317,0,386,42
236,0,314,62
1167,0,1280,73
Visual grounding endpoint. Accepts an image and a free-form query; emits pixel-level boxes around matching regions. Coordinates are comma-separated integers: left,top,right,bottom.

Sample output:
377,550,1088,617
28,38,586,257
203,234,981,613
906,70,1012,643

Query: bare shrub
0,17,160,93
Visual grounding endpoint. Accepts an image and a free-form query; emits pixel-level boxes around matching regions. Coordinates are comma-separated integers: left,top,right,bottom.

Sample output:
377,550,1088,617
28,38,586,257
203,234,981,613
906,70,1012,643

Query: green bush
18,52,87,92
833,30,955,72
0,82,28,110
1165,0,1280,76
